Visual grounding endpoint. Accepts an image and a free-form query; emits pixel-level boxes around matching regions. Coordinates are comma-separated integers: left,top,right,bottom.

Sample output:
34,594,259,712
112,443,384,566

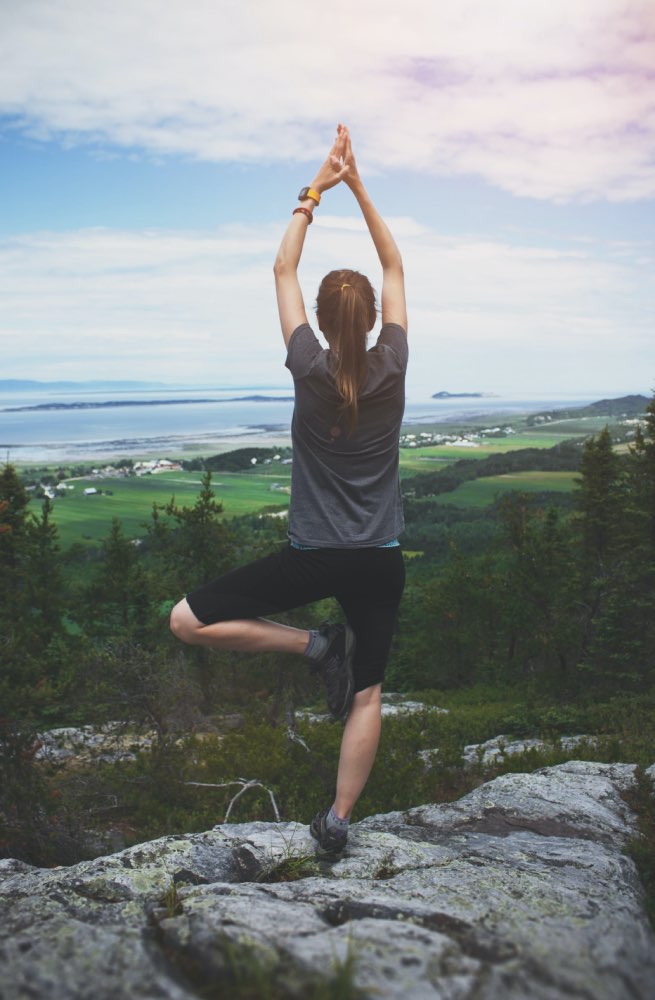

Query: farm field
397,432,579,474
433,471,579,508
51,470,290,548
43,424,590,548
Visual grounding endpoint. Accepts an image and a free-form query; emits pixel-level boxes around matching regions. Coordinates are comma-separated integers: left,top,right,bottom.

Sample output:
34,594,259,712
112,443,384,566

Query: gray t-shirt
285,322,408,548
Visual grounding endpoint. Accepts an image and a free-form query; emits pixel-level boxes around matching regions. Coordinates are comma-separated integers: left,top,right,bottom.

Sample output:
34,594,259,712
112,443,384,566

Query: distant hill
527,394,649,425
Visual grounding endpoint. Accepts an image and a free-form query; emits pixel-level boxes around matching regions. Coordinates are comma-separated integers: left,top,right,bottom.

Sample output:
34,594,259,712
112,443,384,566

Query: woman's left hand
310,130,350,195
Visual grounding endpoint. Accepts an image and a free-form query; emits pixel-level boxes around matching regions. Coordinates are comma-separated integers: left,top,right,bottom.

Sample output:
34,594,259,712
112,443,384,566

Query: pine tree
78,518,152,641
575,426,621,569
146,470,234,597
497,494,579,686
0,465,33,665
577,395,655,691
24,496,65,650
628,396,655,553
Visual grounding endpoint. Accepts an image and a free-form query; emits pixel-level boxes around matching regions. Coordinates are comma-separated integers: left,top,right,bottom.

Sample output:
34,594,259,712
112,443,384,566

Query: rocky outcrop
1,760,653,999
34,722,157,764
460,733,597,767
298,691,448,724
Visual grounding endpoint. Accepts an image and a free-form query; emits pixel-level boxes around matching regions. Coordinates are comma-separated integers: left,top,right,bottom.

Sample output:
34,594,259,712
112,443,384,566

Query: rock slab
1,760,654,999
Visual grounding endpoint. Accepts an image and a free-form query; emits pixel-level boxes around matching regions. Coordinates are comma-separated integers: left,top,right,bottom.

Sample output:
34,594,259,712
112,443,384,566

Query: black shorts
185,544,405,692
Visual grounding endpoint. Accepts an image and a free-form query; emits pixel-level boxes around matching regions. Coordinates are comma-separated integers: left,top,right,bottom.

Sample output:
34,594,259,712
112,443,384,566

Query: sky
1,0,654,398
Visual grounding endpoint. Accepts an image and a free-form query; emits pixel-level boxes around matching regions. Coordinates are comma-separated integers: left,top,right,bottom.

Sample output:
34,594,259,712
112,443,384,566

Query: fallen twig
183,778,281,822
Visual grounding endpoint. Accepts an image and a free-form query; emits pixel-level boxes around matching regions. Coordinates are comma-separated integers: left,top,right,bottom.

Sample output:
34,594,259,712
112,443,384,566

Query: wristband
298,186,321,205
293,207,313,224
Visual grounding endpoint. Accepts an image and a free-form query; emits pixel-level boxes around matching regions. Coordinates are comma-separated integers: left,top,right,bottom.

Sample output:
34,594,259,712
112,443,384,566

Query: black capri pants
185,544,405,692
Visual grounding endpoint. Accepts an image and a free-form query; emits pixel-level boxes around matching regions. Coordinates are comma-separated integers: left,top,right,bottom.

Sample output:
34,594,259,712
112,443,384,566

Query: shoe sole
313,842,346,859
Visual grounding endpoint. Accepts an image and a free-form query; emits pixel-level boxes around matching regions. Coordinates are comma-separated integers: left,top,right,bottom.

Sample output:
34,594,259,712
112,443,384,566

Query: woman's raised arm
340,125,407,332
274,132,350,346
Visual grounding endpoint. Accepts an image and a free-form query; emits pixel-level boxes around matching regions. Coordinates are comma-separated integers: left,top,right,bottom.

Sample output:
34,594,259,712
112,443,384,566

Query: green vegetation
25,419,590,548
49,470,290,548
165,932,363,1000
19,402,645,550
432,470,578,507
624,769,655,928
1,393,654,928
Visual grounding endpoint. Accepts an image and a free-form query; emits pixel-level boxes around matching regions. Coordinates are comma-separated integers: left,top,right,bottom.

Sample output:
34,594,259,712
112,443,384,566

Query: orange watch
298,186,320,205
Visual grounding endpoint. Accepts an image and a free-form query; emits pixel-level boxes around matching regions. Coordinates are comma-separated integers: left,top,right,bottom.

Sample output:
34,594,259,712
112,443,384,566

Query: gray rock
298,693,448,725
1,761,653,999
457,733,598,767
34,723,157,764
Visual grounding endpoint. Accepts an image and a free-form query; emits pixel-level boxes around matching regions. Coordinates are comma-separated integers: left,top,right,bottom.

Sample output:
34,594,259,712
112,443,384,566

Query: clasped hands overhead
311,124,361,195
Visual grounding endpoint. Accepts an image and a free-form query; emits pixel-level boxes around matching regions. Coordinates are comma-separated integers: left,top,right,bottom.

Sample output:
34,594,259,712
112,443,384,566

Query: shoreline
5,392,644,468
4,430,295,468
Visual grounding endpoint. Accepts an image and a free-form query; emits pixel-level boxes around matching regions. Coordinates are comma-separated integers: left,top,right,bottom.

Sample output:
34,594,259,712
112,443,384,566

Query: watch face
298,187,310,201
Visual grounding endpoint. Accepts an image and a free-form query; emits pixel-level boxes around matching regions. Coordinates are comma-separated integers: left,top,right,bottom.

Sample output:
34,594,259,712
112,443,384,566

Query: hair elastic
340,283,351,291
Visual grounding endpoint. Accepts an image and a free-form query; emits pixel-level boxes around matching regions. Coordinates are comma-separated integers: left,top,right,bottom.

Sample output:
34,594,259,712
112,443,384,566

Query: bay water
0,385,601,465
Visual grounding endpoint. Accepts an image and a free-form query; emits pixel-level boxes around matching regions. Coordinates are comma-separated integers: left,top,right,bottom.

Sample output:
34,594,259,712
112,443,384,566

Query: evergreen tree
628,396,655,552
0,465,33,669
146,470,234,598
575,426,621,569
577,395,655,692
24,496,65,652
78,518,152,642
497,495,579,686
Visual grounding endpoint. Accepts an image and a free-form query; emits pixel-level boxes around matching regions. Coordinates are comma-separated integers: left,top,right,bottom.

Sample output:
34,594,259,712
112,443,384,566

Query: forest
1,395,654,901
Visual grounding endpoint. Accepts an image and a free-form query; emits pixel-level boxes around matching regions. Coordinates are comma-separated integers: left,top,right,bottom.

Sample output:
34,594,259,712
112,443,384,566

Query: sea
0,384,606,465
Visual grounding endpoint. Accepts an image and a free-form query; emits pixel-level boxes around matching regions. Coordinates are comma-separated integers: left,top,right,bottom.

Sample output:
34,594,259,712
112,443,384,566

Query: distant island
431,391,498,399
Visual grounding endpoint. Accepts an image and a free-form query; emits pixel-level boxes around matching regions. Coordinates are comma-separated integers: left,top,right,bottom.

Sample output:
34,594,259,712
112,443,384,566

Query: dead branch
183,778,280,822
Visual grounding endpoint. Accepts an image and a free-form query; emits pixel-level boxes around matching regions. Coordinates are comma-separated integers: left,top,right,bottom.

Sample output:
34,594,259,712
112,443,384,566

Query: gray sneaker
310,807,348,857
310,623,356,720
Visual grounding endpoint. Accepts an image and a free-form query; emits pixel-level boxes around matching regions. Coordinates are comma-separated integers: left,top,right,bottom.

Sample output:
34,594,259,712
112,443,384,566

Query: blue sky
1,0,653,397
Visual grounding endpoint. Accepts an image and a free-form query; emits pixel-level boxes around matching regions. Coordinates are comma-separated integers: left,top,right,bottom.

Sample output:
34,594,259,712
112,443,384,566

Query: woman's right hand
309,128,351,195
338,124,361,189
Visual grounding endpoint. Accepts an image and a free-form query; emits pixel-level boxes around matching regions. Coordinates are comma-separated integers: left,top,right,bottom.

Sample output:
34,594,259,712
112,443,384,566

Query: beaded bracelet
293,207,313,224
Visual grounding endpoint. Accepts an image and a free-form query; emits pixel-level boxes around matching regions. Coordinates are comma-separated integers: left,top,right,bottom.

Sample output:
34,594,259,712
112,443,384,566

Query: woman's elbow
273,254,289,278
384,254,404,277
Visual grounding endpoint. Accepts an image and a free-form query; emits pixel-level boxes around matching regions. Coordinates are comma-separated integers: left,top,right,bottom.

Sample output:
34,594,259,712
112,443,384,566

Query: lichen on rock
1,760,654,999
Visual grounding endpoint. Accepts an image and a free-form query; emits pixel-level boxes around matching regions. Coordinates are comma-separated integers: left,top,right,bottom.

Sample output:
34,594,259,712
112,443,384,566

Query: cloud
1,216,651,392
1,0,653,202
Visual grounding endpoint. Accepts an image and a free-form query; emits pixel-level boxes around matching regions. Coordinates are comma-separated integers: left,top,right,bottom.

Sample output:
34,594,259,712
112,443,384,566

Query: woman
170,124,407,857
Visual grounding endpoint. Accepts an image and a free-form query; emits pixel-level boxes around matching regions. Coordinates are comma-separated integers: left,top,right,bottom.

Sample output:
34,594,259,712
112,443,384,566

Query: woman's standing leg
333,683,382,818
310,547,404,854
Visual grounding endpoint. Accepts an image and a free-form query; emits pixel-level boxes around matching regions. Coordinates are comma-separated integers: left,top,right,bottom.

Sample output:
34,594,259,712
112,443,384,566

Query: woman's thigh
184,545,350,625
184,544,406,690
334,547,406,691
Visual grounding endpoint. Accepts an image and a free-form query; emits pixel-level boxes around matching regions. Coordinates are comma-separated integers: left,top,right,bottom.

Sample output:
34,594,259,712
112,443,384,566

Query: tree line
1,394,654,862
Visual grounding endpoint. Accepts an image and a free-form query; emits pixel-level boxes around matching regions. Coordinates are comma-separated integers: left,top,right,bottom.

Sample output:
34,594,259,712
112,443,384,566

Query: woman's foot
310,806,349,857
307,623,356,719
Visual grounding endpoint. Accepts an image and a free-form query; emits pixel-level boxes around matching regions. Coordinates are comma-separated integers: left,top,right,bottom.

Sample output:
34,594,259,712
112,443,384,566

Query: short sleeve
285,324,323,379
376,323,408,370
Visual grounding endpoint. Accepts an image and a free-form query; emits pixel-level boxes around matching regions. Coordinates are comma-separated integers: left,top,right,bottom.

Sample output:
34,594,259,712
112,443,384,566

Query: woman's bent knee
351,683,382,710
170,599,204,644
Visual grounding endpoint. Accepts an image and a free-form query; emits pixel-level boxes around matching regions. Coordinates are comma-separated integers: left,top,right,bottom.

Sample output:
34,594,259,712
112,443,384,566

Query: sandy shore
7,431,294,468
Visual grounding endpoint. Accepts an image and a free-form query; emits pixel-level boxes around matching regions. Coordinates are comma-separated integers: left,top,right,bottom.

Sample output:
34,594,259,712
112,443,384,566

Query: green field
49,463,579,548
51,471,290,548
434,471,579,508
38,421,590,548
397,433,581,475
